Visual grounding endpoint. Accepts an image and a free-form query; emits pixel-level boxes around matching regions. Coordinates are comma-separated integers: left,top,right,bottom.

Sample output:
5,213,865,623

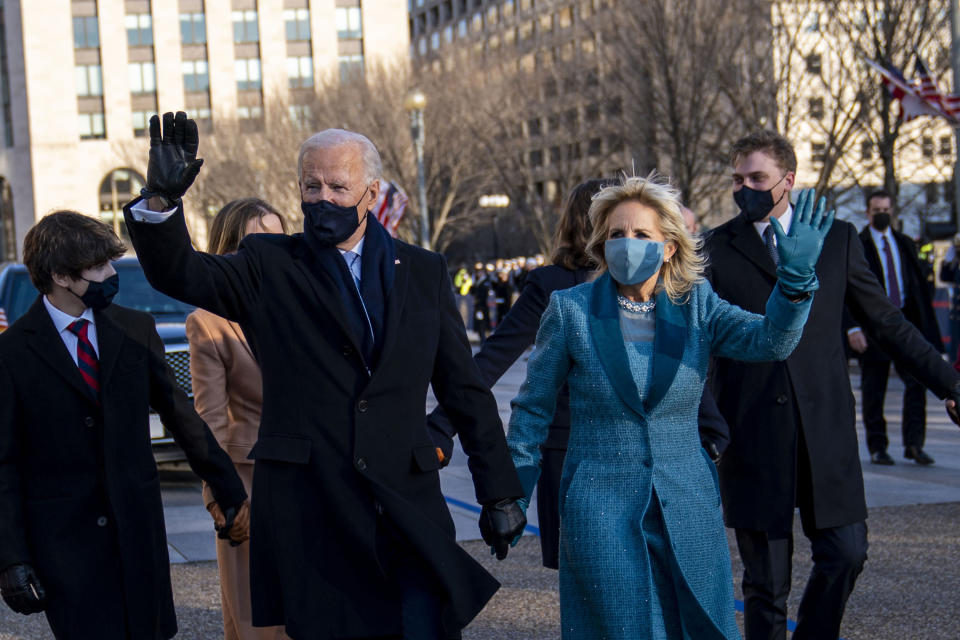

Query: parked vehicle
0,257,196,462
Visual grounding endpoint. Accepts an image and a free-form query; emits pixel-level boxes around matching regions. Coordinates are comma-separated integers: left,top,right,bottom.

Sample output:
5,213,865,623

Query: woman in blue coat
505,175,833,639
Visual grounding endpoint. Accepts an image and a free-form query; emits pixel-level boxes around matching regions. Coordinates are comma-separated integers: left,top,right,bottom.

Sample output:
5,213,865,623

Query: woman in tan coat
186,198,290,640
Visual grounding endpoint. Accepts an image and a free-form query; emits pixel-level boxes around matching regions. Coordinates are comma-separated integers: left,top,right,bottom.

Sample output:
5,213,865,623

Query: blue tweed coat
508,273,811,640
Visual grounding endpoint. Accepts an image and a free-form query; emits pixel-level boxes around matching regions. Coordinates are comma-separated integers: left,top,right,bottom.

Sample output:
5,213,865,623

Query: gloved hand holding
212,500,250,547
0,563,47,614
141,111,204,209
770,187,835,296
946,380,960,426
479,499,526,561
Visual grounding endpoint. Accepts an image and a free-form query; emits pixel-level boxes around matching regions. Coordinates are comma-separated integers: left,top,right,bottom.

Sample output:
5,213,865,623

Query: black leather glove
947,380,960,426
141,111,204,207
215,504,243,548
479,498,526,561
0,563,47,614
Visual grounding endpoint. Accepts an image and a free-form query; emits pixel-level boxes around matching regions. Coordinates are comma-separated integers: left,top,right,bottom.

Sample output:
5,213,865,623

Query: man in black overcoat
123,113,525,640
703,130,960,640
0,211,248,639
846,189,944,465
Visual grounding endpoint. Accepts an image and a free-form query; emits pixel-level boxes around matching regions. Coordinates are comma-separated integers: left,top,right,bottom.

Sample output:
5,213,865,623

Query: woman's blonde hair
585,173,704,303
207,198,287,255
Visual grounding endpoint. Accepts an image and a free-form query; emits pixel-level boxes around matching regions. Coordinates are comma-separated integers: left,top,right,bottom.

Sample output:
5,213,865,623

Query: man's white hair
297,129,383,186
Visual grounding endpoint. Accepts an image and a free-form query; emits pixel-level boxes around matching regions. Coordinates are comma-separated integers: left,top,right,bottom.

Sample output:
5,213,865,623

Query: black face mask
301,190,368,249
871,212,891,232
72,273,119,311
733,175,787,222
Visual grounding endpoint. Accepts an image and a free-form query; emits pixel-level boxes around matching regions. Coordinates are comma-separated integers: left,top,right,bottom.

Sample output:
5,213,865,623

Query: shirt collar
753,204,794,239
42,295,95,334
338,236,365,257
868,224,894,246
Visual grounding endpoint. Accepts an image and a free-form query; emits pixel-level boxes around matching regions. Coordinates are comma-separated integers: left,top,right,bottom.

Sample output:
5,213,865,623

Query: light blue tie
345,251,361,289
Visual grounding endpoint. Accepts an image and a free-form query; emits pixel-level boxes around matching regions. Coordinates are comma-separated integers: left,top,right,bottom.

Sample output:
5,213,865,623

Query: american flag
915,53,960,121
373,179,409,237
863,57,958,125
0,307,7,332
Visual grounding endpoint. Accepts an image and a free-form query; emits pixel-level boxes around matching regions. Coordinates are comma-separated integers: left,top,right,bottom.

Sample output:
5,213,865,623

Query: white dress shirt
753,204,794,244
42,296,98,366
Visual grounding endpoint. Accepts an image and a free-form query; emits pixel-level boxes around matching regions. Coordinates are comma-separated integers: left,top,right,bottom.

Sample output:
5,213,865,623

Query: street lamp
404,88,429,250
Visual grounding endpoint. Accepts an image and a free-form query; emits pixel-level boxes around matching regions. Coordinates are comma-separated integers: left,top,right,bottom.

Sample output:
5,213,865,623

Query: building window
608,96,622,117
804,11,819,32
180,12,206,44
128,62,156,94
235,58,262,90
73,16,100,49
182,60,209,92
289,104,312,124
558,6,572,28
811,141,826,164
805,53,821,74
126,13,153,47
504,0,515,17
520,0,532,11
585,102,600,122
588,137,602,156
527,117,541,136
285,8,311,41
430,32,439,49
418,37,427,55
444,25,453,43
186,107,212,128
75,64,103,97
809,97,824,119
339,54,364,81
132,110,150,136
232,10,259,43
861,140,873,160
940,135,952,156
926,182,939,203
539,13,553,33
287,56,313,88
486,5,498,26
922,136,934,158
457,19,466,37
78,112,105,140
237,106,263,119
471,13,482,32
529,149,543,166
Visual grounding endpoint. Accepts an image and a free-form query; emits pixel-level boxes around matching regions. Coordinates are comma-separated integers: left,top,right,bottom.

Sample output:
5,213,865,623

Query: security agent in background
703,130,960,640
846,189,944,466
123,112,525,640
0,211,248,639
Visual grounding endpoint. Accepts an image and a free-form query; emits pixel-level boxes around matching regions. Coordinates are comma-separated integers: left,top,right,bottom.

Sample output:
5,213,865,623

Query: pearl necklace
617,295,655,313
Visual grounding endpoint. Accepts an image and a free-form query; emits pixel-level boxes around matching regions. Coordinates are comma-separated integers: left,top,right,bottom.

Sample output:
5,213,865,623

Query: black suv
0,257,195,462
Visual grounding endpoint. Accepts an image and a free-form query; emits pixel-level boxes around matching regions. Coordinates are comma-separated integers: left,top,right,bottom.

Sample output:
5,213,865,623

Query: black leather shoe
870,450,895,465
904,446,934,465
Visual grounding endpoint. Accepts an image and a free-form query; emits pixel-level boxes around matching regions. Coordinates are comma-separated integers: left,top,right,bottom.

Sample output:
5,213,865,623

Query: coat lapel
93,308,125,389
644,288,687,413
22,297,98,405
588,273,646,418
730,216,777,279
372,243,408,372
291,239,366,357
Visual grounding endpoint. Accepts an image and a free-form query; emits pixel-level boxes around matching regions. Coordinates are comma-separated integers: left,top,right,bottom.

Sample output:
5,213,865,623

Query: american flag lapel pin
395,259,401,264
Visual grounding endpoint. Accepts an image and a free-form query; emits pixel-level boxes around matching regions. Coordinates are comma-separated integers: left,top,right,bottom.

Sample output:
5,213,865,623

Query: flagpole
951,0,960,228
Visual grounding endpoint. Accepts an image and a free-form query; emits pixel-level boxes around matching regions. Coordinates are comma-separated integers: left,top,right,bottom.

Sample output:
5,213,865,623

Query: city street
2,354,959,639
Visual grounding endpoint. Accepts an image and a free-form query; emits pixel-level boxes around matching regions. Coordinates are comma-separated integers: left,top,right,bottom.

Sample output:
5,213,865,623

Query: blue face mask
604,238,665,285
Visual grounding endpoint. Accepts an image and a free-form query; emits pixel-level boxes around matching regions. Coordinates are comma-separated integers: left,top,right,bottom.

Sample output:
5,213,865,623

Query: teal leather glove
770,187,835,296
507,465,540,548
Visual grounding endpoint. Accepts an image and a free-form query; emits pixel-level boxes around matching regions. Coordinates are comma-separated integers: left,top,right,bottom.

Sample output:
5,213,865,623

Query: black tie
763,225,779,267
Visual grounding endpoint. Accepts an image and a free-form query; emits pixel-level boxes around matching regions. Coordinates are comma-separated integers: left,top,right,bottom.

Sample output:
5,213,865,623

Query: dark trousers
536,447,566,570
861,357,927,453
736,430,868,640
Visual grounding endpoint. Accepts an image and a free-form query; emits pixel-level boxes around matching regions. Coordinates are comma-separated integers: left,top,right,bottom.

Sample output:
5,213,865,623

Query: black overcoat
123,202,523,640
855,227,944,361
0,299,245,639
705,214,957,532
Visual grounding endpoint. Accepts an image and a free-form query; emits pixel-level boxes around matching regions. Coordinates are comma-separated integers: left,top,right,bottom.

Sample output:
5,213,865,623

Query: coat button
356,457,367,471
776,394,788,405
374,500,383,515
84,416,96,428
357,400,368,413
96,516,108,527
